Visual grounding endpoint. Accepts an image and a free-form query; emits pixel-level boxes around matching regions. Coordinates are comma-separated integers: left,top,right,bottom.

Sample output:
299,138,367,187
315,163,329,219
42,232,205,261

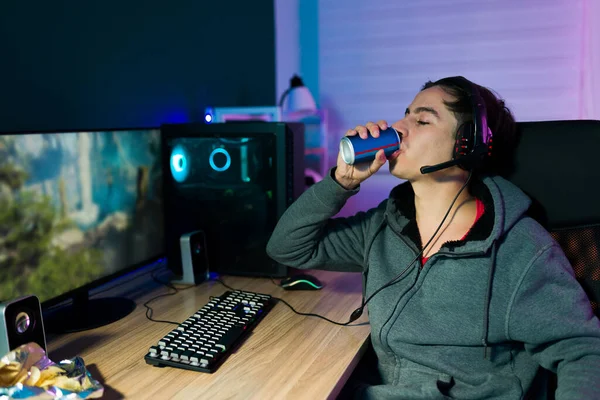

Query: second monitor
161,122,305,279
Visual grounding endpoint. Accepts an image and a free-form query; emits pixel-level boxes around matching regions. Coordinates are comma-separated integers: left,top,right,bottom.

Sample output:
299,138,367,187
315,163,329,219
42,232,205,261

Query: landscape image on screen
0,129,164,303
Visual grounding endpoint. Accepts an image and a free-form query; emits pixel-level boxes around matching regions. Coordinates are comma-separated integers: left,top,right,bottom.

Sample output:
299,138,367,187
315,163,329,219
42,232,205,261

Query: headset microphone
420,159,462,175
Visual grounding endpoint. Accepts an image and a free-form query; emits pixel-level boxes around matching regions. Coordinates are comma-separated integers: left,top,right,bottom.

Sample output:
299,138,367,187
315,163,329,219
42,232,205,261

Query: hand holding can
339,127,401,165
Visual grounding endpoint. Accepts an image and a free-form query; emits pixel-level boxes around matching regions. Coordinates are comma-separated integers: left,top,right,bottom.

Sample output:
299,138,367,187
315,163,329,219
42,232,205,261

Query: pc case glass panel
165,134,278,275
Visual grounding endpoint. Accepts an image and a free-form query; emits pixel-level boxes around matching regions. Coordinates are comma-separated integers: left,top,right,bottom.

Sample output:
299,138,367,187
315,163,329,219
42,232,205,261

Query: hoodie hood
383,175,532,254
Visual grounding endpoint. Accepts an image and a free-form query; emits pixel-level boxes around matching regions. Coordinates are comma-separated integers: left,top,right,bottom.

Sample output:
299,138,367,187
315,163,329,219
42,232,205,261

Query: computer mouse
280,274,323,290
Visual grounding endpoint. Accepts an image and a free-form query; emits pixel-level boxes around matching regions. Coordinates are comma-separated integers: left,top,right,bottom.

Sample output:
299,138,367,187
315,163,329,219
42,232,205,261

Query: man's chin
388,162,407,179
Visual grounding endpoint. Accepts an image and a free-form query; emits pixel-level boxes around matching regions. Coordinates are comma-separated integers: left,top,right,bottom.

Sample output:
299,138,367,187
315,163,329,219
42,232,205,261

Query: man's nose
391,120,408,138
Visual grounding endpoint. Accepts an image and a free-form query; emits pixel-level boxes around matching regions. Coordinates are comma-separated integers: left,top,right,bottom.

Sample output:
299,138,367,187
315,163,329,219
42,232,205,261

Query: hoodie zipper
378,215,422,354
378,268,422,356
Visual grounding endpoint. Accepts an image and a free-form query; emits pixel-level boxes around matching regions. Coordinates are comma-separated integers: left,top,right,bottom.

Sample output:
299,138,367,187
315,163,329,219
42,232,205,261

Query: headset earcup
454,122,475,159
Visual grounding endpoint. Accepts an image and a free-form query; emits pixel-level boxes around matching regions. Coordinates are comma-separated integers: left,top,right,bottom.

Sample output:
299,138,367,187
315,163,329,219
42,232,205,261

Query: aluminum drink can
339,127,401,165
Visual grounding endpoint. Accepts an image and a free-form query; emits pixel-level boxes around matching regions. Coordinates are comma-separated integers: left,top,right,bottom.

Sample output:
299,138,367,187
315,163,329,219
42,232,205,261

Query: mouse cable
264,276,358,325
212,278,360,326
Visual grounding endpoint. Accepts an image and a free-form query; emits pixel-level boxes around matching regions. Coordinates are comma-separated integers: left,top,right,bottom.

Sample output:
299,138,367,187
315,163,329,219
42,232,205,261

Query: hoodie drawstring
482,239,498,359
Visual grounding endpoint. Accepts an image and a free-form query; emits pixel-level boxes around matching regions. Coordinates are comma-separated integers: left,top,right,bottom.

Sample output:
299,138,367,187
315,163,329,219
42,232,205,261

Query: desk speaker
0,295,46,357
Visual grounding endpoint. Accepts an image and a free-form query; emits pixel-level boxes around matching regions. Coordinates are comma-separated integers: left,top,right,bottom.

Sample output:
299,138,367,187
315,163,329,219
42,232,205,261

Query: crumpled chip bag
0,342,103,399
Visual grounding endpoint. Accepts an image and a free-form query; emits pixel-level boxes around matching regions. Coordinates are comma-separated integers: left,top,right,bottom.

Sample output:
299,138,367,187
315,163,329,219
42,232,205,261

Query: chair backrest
506,120,600,316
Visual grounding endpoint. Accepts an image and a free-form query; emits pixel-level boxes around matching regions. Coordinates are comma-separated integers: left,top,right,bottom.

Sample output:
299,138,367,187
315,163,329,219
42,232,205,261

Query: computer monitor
161,122,305,279
0,127,164,333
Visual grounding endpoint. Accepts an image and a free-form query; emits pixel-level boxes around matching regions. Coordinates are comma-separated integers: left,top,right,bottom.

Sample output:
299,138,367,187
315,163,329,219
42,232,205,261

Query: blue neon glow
172,154,185,172
204,107,214,124
209,148,231,172
170,145,190,182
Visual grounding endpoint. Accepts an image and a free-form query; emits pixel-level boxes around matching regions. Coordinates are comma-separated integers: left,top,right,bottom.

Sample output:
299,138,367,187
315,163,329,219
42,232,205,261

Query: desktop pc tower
161,122,305,280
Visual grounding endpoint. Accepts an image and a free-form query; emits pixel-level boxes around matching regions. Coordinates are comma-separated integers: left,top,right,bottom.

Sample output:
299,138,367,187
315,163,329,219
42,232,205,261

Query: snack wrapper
0,342,103,399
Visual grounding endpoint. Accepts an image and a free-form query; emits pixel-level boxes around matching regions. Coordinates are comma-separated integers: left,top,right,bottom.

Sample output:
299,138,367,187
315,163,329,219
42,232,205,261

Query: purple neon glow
276,0,600,214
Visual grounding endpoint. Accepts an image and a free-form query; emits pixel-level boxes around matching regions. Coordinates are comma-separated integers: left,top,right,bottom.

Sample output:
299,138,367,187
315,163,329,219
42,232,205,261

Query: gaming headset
420,76,493,174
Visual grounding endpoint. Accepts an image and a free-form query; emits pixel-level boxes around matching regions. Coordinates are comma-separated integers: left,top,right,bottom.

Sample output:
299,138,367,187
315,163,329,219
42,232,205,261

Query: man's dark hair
421,77,519,177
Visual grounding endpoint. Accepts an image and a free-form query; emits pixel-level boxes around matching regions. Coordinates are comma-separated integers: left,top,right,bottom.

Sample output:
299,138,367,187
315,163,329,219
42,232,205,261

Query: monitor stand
44,292,136,334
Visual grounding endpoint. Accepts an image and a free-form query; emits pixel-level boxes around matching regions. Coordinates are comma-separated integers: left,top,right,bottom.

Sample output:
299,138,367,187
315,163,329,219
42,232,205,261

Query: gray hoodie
266,171,600,399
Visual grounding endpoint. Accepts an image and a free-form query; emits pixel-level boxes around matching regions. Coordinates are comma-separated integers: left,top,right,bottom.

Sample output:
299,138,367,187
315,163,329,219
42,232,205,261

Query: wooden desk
47,269,371,399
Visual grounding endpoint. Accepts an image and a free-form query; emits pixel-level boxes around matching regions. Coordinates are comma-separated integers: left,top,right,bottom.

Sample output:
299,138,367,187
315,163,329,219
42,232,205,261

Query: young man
266,76,600,399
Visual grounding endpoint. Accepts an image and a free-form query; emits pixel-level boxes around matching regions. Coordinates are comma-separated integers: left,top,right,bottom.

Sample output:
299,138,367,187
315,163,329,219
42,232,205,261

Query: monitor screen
0,128,164,308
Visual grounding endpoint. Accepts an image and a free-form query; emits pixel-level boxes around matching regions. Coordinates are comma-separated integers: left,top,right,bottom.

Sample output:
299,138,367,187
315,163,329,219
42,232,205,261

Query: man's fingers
365,121,381,138
369,150,387,174
355,125,369,139
377,120,389,131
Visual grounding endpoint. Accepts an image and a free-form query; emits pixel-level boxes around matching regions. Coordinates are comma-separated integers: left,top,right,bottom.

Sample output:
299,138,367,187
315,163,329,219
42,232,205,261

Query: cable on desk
269,276,281,287
143,272,367,327
214,278,363,326
273,297,359,326
213,277,236,291
143,269,197,325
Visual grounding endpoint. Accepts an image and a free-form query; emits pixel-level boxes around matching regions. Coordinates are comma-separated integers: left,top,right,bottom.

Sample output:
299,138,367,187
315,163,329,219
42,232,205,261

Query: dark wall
0,1,275,132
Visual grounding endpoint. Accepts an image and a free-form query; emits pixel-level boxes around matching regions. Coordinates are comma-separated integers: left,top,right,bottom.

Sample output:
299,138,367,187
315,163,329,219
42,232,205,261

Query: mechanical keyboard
144,289,276,373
